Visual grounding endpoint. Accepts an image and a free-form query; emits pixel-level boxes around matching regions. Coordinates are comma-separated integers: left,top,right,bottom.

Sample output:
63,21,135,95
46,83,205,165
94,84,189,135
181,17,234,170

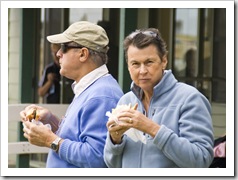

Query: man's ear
79,47,89,62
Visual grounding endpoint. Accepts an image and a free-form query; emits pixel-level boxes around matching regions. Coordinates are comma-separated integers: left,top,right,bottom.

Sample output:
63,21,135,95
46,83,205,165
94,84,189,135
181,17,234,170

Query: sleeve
103,93,137,168
153,92,214,168
59,97,118,168
104,133,127,168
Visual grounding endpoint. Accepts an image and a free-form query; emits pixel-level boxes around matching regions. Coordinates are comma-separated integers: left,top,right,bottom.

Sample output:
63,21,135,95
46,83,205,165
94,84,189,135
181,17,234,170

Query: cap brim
47,33,72,44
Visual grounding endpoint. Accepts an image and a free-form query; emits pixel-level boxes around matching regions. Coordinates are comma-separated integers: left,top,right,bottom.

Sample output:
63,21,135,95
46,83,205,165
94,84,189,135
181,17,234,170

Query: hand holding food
20,104,53,130
106,103,138,124
20,104,52,122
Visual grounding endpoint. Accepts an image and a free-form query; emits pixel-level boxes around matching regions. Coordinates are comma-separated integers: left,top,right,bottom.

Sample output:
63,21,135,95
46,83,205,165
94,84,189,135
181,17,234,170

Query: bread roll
26,108,39,121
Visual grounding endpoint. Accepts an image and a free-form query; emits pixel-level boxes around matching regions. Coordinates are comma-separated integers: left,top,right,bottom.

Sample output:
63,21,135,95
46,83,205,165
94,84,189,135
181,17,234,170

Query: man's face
56,43,83,81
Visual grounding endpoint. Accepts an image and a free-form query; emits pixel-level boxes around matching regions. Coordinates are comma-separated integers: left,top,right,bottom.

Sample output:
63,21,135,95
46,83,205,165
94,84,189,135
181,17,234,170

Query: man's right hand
20,104,52,124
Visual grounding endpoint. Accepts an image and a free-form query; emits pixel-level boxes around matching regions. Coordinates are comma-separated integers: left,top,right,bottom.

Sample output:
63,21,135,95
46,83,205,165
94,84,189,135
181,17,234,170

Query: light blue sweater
46,75,123,168
104,70,214,168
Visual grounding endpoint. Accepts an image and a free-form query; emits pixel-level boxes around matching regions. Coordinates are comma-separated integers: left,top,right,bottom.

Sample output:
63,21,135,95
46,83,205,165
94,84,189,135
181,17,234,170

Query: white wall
8,8,22,167
8,8,22,104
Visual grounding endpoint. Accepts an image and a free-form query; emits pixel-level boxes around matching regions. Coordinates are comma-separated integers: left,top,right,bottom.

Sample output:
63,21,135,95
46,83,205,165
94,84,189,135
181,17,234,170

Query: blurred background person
38,43,61,103
185,48,197,87
97,20,119,80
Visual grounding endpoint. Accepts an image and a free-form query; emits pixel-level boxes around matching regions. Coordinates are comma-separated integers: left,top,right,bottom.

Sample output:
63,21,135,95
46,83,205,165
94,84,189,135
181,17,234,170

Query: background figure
185,48,197,86
38,43,61,103
209,134,226,168
97,20,119,80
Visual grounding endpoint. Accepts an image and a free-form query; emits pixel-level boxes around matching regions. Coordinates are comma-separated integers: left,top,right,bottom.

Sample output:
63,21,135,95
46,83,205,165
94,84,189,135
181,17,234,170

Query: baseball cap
47,21,109,53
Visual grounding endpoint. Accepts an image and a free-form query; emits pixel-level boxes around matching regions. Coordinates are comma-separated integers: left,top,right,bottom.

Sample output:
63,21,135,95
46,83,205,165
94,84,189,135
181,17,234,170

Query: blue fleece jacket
46,75,123,168
104,70,214,168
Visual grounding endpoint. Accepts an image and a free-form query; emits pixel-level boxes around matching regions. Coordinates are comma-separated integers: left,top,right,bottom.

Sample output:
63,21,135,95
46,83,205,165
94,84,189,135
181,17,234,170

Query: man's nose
56,49,62,58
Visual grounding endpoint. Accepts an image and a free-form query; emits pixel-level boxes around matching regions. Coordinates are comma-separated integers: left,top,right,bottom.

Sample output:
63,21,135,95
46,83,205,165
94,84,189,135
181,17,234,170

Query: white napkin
23,119,52,131
124,128,147,144
32,119,52,130
105,104,147,144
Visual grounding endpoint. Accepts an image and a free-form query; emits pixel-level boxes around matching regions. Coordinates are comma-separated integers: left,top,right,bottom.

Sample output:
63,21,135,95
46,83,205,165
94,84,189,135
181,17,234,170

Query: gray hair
71,42,108,67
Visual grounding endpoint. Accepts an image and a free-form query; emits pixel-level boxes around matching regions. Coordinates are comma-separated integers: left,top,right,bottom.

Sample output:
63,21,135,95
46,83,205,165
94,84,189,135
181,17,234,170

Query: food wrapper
105,104,134,125
32,119,51,130
23,119,52,130
105,103,147,144
124,128,147,144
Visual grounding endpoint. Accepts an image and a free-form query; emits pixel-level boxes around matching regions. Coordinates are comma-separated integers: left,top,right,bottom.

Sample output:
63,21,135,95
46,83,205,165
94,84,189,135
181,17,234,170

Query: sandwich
26,108,40,121
111,103,138,114
106,103,138,125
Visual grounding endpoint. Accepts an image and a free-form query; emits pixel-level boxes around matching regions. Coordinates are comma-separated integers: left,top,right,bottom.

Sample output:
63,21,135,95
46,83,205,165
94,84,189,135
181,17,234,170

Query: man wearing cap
20,21,123,168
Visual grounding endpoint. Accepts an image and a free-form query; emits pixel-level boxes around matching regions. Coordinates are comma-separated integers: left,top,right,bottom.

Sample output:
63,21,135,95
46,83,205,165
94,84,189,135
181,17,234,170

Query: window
173,8,226,103
211,9,226,103
173,9,199,86
69,8,103,24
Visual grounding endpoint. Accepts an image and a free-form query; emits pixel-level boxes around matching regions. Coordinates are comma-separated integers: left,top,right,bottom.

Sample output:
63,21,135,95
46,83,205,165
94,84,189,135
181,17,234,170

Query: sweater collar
131,70,177,100
72,64,109,97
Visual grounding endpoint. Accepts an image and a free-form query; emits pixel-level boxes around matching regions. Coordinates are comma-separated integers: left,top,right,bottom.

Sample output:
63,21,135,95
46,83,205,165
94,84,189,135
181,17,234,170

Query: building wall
8,9,21,104
8,8,22,167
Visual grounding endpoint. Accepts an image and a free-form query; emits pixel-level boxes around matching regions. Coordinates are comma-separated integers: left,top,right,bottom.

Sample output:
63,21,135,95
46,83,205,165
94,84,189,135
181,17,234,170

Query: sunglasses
129,30,157,39
60,43,84,53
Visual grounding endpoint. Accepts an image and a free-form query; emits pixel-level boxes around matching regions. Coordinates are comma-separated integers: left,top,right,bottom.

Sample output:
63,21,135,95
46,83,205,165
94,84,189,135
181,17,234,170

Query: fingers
107,119,131,133
129,118,133,124
24,104,37,112
22,121,43,139
107,120,117,129
20,110,27,121
23,131,29,139
20,104,36,121
22,121,31,129
107,120,122,132
22,121,31,139
108,123,116,128
20,104,46,122
117,117,134,126
132,103,138,110
107,121,123,139
107,113,134,128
